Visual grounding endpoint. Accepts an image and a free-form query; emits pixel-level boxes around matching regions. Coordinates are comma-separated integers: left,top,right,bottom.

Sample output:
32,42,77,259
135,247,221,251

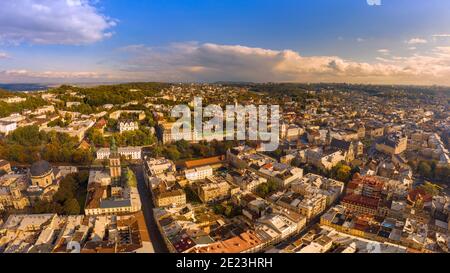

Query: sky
1,0,450,85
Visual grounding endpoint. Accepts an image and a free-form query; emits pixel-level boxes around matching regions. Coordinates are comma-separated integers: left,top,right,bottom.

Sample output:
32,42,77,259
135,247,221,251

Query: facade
198,177,231,203
0,121,17,135
97,147,142,160
185,166,213,181
109,141,121,181
341,194,380,215
155,189,186,208
110,110,145,120
376,132,408,155
161,122,191,144
119,120,139,133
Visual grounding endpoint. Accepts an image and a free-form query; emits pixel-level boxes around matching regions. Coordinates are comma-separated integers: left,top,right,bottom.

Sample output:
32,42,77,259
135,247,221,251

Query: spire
110,137,118,156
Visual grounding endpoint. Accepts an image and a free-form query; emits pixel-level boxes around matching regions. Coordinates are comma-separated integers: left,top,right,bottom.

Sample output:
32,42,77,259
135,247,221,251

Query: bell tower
109,137,121,181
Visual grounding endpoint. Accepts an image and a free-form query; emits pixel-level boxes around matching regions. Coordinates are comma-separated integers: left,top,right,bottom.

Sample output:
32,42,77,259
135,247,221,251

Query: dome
30,160,52,177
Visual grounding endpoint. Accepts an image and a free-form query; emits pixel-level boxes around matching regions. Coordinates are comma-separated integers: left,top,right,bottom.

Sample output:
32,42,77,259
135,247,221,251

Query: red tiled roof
184,156,225,169
342,194,380,209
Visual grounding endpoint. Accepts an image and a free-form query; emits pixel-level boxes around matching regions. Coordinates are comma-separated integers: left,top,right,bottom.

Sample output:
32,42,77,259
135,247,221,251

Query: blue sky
1,0,450,85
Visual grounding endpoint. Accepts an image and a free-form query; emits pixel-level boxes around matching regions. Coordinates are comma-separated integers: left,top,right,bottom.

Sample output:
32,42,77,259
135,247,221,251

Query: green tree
127,168,137,188
418,161,432,178
64,198,81,215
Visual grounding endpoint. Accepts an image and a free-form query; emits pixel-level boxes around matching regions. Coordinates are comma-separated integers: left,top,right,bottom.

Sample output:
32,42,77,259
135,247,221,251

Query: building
365,123,385,139
109,110,145,120
330,138,363,162
188,230,264,253
376,132,408,155
275,191,328,221
1,97,26,104
84,174,141,217
0,213,151,253
119,120,139,133
198,177,231,203
291,173,345,206
66,101,81,108
155,189,186,208
29,161,54,189
144,158,176,176
0,174,30,210
341,194,380,215
96,147,142,160
109,139,121,181
227,170,267,192
0,121,17,135
161,122,192,144
185,166,213,181
42,119,95,142
304,148,346,171
0,160,11,174
256,163,303,188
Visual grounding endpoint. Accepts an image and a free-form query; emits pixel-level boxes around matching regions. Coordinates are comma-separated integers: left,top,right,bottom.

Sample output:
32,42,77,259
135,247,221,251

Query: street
131,165,169,253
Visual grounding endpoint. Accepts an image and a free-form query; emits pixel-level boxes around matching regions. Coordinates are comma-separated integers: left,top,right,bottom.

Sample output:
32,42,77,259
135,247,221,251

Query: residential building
185,166,213,181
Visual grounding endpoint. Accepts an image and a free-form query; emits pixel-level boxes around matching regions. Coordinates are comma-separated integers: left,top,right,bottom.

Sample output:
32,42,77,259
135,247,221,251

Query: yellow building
155,189,186,207
198,178,230,203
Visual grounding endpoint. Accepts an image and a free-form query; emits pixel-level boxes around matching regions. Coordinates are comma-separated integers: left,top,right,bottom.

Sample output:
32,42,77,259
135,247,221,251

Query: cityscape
0,0,449,257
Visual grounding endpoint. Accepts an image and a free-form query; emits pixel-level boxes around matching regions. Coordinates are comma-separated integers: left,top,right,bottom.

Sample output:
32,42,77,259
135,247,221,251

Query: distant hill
0,84,49,92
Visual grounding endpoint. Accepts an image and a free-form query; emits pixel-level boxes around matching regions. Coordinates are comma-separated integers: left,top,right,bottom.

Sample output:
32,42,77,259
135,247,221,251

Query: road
131,164,169,253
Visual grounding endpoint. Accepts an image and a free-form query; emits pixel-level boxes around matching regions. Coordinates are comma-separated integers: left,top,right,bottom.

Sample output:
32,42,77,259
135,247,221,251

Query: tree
127,168,137,188
64,198,81,215
419,182,442,196
163,146,181,161
418,161,432,178
256,181,280,198
331,163,352,182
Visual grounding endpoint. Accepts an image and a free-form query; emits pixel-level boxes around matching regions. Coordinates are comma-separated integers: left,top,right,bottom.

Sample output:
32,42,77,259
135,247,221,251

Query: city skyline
0,0,450,85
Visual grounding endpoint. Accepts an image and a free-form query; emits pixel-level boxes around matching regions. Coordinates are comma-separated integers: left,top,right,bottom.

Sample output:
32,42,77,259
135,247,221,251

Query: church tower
109,137,121,181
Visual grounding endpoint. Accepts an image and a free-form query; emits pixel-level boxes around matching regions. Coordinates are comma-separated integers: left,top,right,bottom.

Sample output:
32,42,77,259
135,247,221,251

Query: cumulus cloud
114,42,450,85
406,38,428,44
0,0,116,45
3,42,450,85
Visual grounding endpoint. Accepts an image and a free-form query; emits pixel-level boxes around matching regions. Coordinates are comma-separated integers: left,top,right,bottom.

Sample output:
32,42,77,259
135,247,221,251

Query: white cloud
4,42,450,85
377,49,390,55
114,42,450,85
356,38,365,42
0,0,116,45
406,38,428,44
0,52,9,59
432,34,450,38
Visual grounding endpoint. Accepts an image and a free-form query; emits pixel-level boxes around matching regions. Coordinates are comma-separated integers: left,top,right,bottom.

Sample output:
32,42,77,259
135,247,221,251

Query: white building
119,120,139,133
0,121,17,135
66,101,81,108
185,166,213,181
0,113,25,123
1,97,26,104
97,147,142,160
